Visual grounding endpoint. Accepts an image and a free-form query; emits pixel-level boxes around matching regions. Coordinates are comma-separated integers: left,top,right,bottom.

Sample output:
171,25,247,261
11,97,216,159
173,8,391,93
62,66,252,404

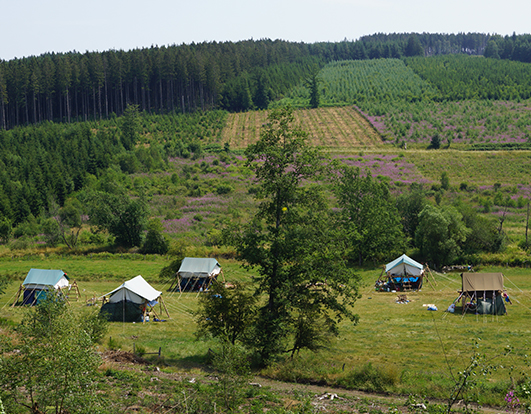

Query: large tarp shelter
376,254,425,291
100,275,169,323
170,257,223,291
458,273,506,315
12,268,80,306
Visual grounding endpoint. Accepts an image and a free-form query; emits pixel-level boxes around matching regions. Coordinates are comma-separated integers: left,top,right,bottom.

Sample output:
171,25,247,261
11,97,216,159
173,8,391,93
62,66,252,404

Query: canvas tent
100,275,169,323
375,254,425,291
457,272,506,315
12,268,80,306
170,257,223,291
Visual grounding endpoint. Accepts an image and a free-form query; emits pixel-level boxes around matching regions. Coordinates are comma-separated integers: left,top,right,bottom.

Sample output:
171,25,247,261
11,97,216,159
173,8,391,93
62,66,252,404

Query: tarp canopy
385,254,423,277
177,257,221,279
462,272,504,292
104,275,161,305
23,268,69,290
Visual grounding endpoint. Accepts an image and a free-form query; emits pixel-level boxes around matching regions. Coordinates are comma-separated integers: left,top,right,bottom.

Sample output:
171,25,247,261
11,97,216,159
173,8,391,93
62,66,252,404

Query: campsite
1,255,531,410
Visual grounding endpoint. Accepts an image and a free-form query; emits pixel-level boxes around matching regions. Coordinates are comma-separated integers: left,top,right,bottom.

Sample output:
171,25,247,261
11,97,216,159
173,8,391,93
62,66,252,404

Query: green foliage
337,362,399,392
121,104,141,151
415,204,471,267
440,171,450,190
85,187,148,248
406,54,531,101
0,217,11,244
229,106,360,364
196,281,257,345
159,256,185,283
429,134,441,149
405,35,424,57
306,71,320,108
0,274,9,296
282,59,438,108
0,293,107,413
141,218,169,255
41,217,62,247
396,184,428,244
335,167,406,265
210,341,252,412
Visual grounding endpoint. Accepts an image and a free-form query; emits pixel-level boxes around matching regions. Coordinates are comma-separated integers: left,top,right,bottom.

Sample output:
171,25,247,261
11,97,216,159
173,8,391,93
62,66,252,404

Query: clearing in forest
220,107,382,150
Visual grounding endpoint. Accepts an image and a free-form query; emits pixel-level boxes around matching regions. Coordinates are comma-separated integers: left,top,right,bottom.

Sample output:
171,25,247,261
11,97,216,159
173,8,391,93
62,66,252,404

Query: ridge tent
11,268,80,306
375,254,425,291
170,257,223,291
456,272,506,315
100,275,169,323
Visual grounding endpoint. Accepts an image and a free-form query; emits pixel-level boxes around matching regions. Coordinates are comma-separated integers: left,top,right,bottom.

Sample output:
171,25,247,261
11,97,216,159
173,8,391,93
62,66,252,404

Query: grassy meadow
2,256,531,407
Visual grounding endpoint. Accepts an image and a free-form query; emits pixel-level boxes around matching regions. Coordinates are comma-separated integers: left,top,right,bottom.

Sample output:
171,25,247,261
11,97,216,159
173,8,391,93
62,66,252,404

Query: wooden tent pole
427,266,438,286
11,284,23,307
160,296,170,318
71,281,81,300
220,269,226,283
425,268,436,291
142,304,147,325
376,266,385,283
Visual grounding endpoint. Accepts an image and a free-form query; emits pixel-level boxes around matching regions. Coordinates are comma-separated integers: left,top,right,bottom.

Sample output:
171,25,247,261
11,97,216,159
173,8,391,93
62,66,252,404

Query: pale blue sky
1,0,529,61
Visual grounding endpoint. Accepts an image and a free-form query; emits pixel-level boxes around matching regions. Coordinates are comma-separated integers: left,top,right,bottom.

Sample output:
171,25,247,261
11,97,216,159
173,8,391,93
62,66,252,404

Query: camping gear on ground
100,275,170,323
455,272,507,315
12,268,80,306
375,254,435,292
170,257,224,292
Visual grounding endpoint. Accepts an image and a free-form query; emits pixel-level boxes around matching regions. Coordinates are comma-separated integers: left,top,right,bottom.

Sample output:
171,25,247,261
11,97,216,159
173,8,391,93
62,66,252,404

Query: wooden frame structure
456,272,506,315
170,257,225,292
375,254,437,292
11,269,80,307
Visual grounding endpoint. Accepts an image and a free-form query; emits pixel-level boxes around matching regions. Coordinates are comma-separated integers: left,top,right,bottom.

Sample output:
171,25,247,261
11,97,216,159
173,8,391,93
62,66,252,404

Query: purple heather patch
334,154,429,185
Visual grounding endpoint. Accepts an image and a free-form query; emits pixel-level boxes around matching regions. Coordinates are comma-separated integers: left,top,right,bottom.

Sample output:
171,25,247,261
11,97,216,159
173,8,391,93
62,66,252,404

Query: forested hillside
3,33,531,130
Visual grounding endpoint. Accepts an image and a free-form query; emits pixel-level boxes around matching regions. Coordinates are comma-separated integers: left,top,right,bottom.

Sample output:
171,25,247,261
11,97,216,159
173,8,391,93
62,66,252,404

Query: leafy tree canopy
226,106,359,364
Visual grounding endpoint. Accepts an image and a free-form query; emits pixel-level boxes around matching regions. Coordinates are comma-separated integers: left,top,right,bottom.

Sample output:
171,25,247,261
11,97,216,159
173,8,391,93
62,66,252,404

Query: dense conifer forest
2,33,531,130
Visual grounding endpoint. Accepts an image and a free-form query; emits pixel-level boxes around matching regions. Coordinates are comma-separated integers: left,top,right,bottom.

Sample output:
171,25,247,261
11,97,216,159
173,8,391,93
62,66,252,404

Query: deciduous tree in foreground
226,106,360,364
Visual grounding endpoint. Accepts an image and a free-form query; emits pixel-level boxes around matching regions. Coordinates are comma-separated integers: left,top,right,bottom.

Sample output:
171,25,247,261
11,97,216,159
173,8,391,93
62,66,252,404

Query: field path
254,376,501,413
221,107,383,149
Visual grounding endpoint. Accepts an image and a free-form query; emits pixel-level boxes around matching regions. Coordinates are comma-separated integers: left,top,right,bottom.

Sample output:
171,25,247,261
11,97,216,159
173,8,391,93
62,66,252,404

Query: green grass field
2,256,530,406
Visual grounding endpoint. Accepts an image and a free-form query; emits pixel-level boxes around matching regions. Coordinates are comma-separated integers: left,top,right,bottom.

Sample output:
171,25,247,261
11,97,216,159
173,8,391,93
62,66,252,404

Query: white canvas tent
170,257,223,291
385,254,424,277
376,254,427,291
12,268,80,306
100,275,169,323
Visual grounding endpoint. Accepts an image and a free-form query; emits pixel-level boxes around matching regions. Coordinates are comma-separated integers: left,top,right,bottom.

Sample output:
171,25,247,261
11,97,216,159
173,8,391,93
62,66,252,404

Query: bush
216,184,234,195
141,218,169,255
9,236,32,251
429,134,441,149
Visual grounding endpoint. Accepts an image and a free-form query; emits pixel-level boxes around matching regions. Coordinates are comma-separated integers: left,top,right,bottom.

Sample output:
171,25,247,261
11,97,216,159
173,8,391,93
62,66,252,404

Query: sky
1,0,529,61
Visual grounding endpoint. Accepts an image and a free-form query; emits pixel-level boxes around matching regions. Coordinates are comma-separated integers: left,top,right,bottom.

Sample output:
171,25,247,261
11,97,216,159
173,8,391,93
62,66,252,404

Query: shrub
141,218,169,255
216,184,234,195
429,134,441,149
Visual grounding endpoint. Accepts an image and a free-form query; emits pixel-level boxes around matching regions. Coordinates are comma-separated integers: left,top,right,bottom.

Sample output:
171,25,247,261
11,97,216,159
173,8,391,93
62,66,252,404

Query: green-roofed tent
376,254,425,291
12,268,80,306
170,257,223,291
